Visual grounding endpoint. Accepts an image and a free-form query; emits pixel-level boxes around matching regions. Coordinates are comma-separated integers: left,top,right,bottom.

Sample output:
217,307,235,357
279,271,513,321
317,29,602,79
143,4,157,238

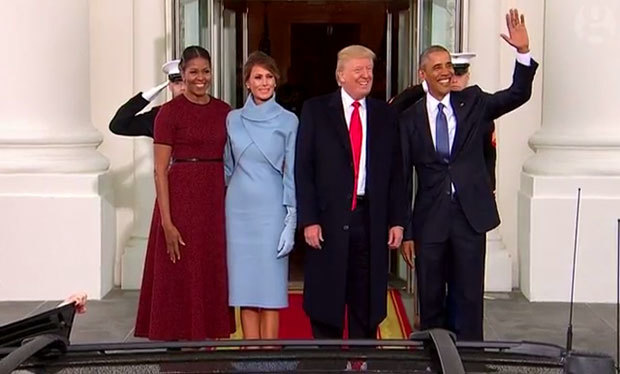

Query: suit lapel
327,91,352,157
366,98,378,178
415,98,439,160
449,92,472,160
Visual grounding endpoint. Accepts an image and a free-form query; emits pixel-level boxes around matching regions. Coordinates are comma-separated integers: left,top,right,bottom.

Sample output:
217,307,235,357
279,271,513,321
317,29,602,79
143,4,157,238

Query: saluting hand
500,8,530,53
163,223,185,263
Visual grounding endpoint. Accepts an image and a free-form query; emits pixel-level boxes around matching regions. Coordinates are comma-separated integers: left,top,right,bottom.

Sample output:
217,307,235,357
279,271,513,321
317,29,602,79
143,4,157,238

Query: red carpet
230,290,412,339
278,291,313,339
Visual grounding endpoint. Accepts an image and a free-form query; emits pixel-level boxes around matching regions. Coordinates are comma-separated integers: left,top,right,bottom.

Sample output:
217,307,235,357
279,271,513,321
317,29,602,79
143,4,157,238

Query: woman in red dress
135,46,234,340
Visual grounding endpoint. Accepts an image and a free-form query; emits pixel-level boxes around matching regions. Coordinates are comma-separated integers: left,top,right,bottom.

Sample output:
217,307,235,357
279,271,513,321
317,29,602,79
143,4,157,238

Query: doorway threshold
288,281,304,291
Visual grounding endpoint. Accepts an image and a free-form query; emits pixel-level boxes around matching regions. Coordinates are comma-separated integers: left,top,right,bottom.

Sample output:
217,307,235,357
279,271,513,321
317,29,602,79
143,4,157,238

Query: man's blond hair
335,45,376,85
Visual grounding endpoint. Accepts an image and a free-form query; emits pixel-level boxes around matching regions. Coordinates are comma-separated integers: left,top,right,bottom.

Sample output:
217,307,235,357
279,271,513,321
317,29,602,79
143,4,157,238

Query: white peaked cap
450,52,476,66
162,59,181,76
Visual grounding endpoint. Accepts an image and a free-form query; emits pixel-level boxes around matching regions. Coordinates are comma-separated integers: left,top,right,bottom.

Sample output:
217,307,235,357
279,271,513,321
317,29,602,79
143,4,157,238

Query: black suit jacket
109,93,158,137
295,90,407,328
388,84,426,114
400,60,538,242
390,84,497,190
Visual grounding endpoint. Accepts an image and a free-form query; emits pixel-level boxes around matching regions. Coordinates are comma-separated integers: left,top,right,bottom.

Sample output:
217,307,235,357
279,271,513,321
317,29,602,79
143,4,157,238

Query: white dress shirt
425,93,457,194
341,88,367,196
515,51,532,67
425,93,456,154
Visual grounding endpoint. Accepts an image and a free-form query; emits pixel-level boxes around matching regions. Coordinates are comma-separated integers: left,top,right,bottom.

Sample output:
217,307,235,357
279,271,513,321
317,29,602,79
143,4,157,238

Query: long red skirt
135,162,235,340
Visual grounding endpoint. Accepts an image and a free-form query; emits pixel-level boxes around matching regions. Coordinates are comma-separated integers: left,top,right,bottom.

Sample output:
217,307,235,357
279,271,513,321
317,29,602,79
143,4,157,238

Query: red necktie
349,101,362,210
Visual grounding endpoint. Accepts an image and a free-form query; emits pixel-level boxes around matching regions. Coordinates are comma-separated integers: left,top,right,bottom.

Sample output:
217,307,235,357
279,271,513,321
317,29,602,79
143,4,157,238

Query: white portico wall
90,0,135,290
467,0,511,292
121,0,168,290
467,0,545,290
89,0,169,290
519,0,620,302
0,1,114,300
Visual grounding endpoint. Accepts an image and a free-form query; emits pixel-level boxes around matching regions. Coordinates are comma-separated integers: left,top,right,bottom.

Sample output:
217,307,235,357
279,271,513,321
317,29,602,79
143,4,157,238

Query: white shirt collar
426,92,451,113
341,88,367,110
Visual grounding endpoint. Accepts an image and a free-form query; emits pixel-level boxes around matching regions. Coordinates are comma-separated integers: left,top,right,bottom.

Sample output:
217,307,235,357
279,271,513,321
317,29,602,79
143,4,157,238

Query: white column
468,0,512,292
0,1,114,300
121,0,168,289
519,0,620,302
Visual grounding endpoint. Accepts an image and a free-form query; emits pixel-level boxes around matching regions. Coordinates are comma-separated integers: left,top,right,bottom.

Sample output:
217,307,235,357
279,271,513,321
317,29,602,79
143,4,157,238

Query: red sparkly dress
135,94,234,340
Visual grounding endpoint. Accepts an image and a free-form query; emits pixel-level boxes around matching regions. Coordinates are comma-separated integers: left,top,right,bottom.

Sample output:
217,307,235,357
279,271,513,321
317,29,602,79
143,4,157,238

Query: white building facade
1,0,618,302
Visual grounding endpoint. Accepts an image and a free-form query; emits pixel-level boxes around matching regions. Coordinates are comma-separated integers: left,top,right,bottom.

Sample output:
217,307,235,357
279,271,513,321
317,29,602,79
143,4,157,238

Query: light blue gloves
276,206,297,259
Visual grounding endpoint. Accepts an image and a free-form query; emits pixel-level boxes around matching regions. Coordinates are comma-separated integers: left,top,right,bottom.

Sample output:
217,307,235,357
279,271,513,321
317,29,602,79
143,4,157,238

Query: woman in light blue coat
224,51,298,339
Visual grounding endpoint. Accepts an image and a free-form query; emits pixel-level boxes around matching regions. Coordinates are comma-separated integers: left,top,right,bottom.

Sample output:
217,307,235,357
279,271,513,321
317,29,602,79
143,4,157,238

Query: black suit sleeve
109,93,157,137
388,84,426,115
387,109,407,228
295,101,319,228
399,109,415,241
484,59,539,121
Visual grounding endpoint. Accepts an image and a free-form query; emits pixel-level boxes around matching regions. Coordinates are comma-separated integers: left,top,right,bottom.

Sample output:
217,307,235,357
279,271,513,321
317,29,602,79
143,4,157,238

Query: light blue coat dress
224,95,298,308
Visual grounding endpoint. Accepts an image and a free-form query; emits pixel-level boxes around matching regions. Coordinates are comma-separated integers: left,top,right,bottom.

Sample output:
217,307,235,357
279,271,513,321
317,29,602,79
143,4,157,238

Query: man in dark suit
108,59,184,137
391,53,499,335
400,9,538,340
295,45,407,339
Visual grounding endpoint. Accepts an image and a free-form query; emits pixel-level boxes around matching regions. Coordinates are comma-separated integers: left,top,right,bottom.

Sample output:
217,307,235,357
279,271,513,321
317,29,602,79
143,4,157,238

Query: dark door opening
277,22,360,117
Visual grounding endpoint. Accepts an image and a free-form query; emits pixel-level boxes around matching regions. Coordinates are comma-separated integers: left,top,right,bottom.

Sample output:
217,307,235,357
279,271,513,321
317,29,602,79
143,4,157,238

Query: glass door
220,3,246,108
419,0,463,52
176,0,211,54
386,0,416,284
174,0,247,107
386,0,416,101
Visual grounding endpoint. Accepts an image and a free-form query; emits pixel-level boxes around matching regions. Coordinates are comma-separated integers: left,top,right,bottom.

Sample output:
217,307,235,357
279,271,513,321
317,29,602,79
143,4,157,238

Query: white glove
276,206,297,259
141,81,169,102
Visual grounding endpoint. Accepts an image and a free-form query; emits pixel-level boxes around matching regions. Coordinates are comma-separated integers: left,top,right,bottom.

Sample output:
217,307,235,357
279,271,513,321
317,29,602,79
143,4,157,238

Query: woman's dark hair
243,51,281,85
179,46,212,71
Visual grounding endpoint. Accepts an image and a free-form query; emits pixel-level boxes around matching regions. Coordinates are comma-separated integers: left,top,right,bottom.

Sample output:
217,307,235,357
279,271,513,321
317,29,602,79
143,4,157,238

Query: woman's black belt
172,158,223,163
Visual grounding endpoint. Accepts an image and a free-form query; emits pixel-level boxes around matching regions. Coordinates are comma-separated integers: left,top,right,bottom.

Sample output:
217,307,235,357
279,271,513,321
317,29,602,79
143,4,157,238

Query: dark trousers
415,199,486,341
311,199,377,339
445,233,487,339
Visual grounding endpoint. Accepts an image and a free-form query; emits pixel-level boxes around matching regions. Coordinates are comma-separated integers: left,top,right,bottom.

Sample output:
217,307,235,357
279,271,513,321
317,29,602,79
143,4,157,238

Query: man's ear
336,71,344,84
418,69,425,82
